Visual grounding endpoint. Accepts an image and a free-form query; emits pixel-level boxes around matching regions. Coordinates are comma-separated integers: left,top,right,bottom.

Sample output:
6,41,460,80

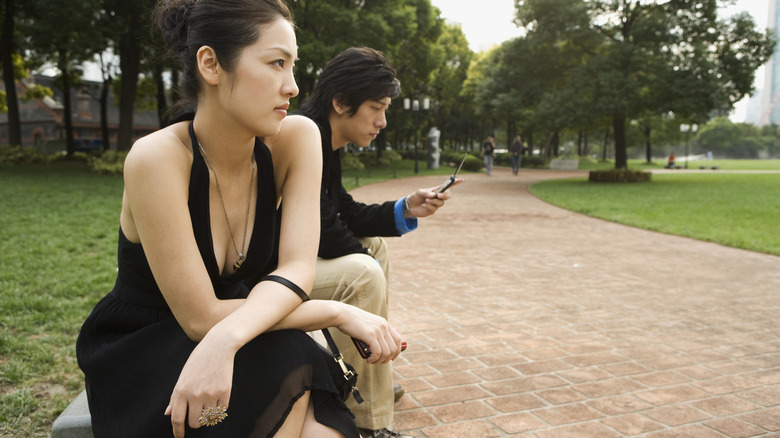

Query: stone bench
549,159,579,170
51,390,93,438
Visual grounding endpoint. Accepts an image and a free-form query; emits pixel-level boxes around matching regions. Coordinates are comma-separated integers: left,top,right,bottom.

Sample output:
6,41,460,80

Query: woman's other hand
165,336,236,437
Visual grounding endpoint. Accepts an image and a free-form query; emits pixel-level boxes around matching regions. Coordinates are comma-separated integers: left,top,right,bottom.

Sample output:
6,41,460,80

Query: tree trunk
117,13,142,150
2,0,22,147
100,75,112,151
59,51,75,157
583,131,589,157
644,125,652,164
154,63,167,127
613,115,627,169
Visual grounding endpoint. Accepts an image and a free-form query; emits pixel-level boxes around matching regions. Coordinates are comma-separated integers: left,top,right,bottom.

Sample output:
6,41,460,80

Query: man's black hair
299,47,401,123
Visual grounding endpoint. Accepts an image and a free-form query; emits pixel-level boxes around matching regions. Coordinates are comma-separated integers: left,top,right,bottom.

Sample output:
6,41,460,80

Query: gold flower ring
198,405,228,427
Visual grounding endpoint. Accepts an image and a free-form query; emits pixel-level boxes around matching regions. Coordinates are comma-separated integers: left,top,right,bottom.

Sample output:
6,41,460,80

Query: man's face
337,97,391,148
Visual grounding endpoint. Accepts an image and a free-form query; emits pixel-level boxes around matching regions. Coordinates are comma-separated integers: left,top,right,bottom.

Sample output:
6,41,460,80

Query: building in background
0,76,159,149
758,0,780,125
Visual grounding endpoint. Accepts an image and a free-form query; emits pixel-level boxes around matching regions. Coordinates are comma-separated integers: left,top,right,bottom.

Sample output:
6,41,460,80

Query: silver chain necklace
196,138,255,271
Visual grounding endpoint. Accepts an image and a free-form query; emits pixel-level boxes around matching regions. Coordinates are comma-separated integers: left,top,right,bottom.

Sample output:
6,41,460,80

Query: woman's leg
300,399,345,438
274,391,309,437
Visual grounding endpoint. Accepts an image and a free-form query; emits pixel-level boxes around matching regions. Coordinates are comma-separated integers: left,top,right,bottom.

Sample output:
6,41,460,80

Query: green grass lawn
530,172,780,256
1,158,778,437
341,158,457,191
576,158,780,171
1,163,122,437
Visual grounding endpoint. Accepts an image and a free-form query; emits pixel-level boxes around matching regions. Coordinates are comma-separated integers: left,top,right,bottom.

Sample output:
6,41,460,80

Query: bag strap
262,274,310,302
261,275,364,403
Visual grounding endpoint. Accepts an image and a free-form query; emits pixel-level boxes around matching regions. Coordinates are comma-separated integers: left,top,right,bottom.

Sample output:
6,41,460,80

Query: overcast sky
429,0,769,52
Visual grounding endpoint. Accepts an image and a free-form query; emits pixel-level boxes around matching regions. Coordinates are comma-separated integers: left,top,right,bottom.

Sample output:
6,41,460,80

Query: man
508,135,524,175
294,47,459,438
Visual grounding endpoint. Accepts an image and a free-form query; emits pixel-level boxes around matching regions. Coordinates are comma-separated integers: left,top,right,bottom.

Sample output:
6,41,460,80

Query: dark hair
153,0,293,111
299,47,401,123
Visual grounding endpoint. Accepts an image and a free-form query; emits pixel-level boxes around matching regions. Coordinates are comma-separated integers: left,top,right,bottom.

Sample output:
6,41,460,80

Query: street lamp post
679,123,698,169
404,97,430,174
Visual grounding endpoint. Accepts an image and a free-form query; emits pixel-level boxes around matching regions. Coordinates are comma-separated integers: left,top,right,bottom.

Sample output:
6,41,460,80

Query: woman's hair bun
156,0,197,52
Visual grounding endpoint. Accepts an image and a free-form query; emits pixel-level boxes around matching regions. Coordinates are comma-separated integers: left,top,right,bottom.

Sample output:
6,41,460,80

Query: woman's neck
192,108,255,171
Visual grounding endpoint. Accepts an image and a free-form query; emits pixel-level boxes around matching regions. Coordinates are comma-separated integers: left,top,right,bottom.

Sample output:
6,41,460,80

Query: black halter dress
76,124,358,437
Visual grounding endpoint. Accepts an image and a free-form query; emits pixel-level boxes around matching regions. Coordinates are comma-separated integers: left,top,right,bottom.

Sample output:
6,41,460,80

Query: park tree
696,117,764,158
1,0,22,146
1,0,50,147
427,23,476,150
102,0,157,150
385,0,443,155
513,0,774,168
290,0,443,154
479,0,601,156
290,0,414,103
23,0,105,156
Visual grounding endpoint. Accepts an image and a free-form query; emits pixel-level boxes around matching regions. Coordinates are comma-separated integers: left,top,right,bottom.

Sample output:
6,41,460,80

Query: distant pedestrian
481,135,495,175
667,153,676,169
508,135,524,175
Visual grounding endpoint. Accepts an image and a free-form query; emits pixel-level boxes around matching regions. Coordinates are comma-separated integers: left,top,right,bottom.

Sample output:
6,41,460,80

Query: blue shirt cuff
394,198,418,235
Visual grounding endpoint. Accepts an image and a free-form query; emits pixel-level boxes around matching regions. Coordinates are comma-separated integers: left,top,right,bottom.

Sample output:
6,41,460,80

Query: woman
76,1,403,437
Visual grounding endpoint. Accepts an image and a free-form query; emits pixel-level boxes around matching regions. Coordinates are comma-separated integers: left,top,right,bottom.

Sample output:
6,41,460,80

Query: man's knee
313,254,387,310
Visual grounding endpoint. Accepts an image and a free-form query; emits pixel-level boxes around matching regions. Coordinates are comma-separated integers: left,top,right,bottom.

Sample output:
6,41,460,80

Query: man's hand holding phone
433,153,467,197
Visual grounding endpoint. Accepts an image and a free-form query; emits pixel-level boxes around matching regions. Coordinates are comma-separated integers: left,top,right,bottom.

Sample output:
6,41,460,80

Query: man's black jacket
298,113,400,259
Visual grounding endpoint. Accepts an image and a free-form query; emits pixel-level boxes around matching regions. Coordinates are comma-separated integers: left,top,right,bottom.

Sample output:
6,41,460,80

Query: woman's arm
121,125,244,341
198,115,324,351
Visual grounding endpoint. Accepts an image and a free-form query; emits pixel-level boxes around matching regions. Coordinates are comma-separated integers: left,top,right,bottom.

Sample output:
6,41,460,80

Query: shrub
460,154,483,172
0,146,53,165
588,169,652,183
397,148,425,161
359,149,402,168
341,153,365,171
522,156,546,168
87,150,128,175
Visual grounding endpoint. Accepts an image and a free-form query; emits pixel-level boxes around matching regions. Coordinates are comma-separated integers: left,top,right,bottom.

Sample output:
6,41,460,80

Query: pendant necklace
197,138,255,271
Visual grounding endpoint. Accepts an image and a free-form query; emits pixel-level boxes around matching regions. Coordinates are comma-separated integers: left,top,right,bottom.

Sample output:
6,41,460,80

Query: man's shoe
358,428,413,438
393,383,404,402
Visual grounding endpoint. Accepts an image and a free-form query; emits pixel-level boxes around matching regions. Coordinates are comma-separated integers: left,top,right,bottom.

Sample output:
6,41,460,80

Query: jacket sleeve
317,184,399,259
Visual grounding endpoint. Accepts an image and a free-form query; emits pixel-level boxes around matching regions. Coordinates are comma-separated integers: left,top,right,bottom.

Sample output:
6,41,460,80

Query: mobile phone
435,154,467,195
352,338,407,359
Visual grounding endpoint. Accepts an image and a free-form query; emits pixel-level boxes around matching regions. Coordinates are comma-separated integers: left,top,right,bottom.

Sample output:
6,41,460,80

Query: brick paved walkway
350,167,780,437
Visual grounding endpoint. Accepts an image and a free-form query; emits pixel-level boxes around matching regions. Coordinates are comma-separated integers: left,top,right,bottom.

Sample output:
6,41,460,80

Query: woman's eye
273,60,285,68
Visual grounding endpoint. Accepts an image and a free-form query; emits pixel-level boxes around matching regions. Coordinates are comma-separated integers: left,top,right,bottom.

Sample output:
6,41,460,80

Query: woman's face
334,98,391,149
222,17,299,138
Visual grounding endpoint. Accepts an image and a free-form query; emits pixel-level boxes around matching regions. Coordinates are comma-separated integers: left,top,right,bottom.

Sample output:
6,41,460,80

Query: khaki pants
310,236,393,430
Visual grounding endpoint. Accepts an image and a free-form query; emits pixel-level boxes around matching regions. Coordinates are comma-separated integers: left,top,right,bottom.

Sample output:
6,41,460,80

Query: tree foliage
502,0,775,167
21,0,106,155
4,0,775,163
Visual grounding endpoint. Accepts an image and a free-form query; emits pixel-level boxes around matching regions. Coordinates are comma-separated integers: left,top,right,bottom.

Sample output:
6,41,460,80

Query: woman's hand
406,180,462,218
335,304,404,364
165,336,236,437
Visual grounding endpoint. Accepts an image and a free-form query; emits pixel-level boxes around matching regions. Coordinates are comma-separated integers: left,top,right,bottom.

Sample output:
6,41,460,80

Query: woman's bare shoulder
124,122,192,175
265,115,320,151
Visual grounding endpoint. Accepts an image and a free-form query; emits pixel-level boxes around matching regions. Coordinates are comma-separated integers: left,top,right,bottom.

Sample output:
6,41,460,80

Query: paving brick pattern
349,167,780,437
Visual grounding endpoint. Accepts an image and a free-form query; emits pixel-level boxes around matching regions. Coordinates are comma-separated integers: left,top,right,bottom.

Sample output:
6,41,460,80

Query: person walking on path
290,46,460,438
508,135,524,175
481,135,496,175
